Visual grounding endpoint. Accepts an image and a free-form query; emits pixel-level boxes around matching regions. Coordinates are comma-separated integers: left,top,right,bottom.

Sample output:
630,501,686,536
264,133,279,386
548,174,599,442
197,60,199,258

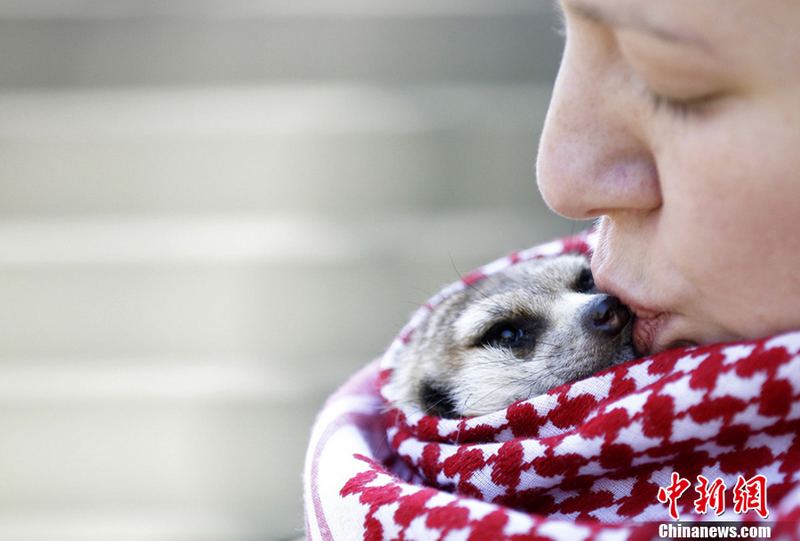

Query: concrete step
0,210,578,363
0,358,343,403
0,0,549,17
0,508,290,541
0,1,562,88
0,84,552,216
0,398,319,540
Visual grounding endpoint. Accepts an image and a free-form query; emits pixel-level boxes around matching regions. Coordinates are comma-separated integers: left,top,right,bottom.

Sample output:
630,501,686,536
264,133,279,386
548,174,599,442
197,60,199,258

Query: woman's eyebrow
565,0,713,52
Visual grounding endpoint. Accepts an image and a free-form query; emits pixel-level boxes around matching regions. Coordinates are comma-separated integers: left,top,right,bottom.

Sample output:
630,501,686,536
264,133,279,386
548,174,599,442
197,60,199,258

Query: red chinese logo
657,472,692,520
658,473,769,520
694,475,726,516
733,474,769,519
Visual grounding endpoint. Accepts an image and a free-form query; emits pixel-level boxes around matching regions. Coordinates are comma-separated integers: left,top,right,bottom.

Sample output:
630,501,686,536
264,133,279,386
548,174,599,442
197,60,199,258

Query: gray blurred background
0,1,578,539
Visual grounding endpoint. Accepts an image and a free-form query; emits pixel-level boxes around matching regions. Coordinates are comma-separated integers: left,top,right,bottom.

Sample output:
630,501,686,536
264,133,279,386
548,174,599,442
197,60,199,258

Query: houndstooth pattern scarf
304,233,800,540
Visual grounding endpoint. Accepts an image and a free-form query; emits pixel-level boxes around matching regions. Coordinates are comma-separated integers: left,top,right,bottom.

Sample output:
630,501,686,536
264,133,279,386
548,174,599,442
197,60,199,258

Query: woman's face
537,0,800,355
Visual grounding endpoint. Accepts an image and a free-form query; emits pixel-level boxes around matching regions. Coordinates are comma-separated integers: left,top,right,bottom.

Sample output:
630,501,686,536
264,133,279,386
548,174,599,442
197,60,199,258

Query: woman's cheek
653,127,745,318
658,99,798,337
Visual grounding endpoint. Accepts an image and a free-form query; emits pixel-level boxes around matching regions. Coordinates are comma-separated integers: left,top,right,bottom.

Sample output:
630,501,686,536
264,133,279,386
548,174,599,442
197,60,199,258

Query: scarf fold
304,233,800,540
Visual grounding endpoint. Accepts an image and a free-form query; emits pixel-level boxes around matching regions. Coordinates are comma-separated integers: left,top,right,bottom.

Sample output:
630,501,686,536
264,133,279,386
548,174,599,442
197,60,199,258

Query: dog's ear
419,379,458,419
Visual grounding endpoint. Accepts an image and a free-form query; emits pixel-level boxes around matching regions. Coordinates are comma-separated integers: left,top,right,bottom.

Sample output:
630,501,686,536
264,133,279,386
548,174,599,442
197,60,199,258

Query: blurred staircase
0,1,574,539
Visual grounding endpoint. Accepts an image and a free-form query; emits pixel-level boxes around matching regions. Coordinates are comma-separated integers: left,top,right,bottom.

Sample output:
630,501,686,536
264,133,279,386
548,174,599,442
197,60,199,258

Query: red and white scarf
304,233,800,540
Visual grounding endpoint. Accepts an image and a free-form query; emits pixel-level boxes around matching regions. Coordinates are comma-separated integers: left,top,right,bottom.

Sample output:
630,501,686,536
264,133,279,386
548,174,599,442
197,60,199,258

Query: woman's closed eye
613,29,731,120
647,89,723,118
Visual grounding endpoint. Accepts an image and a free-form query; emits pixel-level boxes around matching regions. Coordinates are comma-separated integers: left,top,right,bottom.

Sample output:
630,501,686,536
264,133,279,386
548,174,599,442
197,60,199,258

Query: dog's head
388,254,636,418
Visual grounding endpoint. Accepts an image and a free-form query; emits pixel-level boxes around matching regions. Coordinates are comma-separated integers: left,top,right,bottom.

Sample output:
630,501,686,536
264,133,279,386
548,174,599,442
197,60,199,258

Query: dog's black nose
584,295,631,337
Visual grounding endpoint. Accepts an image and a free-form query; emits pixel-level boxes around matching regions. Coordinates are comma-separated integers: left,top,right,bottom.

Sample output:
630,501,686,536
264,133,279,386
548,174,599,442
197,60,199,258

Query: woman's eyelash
649,93,698,117
647,91,719,118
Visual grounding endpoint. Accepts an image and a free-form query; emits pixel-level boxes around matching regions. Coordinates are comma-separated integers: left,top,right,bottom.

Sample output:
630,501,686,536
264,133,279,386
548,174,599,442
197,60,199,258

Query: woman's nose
535,41,662,220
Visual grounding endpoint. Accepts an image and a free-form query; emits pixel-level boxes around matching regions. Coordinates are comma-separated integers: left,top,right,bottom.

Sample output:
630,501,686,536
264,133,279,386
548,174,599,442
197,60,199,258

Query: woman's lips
595,281,673,355
632,313,670,356
593,268,693,355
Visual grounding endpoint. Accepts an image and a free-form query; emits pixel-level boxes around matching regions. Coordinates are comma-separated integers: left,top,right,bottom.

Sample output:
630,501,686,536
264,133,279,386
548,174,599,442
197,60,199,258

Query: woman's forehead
560,0,711,51
559,0,800,73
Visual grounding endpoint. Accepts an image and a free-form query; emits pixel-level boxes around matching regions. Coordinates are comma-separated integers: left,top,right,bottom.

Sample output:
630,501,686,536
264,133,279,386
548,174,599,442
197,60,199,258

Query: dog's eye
477,320,535,350
574,268,596,293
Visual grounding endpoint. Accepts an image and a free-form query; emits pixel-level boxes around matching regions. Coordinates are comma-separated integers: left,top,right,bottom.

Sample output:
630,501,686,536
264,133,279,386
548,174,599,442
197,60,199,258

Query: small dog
386,254,637,418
